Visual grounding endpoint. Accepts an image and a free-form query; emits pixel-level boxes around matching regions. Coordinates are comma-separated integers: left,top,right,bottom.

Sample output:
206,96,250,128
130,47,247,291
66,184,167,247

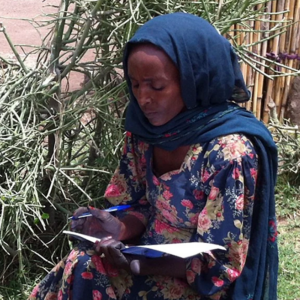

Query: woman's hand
94,237,187,279
94,237,131,272
70,207,123,240
71,207,146,242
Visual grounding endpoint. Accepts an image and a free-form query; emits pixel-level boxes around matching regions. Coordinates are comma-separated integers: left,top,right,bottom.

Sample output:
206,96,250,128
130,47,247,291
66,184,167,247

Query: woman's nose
136,87,151,107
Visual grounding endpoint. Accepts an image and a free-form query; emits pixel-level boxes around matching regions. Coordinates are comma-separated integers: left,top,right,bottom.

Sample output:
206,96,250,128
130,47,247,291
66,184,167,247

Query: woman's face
127,44,185,126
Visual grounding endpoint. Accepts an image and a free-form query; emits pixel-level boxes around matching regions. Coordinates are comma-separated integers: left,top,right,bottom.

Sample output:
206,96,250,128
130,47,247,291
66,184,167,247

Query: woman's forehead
128,43,168,59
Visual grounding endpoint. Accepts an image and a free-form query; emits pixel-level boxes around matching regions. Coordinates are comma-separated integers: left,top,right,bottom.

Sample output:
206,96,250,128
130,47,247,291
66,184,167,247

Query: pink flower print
138,140,145,148
227,268,240,282
186,270,196,283
64,261,73,276
162,190,173,200
57,290,63,300
229,240,249,269
202,169,211,182
161,280,184,299
190,213,199,225
68,249,78,261
208,186,219,200
208,259,216,269
30,285,39,297
157,199,172,211
250,168,257,180
92,290,102,300
81,272,93,280
138,198,148,205
233,167,240,179
162,209,178,224
212,277,224,287
105,184,122,197
91,255,106,274
45,293,58,300
201,207,208,215
66,274,73,284
153,176,160,186
154,219,170,234
106,287,116,299
197,210,212,234
106,263,119,277
228,141,239,155
216,212,222,218
126,131,132,137
172,238,182,243
235,195,244,210
191,258,201,274
140,155,146,165
181,199,194,209
193,189,205,200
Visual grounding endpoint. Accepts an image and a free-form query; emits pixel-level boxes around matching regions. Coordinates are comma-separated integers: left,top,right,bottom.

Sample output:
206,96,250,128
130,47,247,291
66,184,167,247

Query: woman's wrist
129,256,187,279
118,215,146,241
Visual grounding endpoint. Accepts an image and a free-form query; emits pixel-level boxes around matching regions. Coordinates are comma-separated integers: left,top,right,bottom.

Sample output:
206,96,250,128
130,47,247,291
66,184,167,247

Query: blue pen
68,204,132,220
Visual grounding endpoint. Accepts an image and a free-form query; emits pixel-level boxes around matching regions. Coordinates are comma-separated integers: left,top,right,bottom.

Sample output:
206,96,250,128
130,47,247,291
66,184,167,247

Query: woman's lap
28,242,201,300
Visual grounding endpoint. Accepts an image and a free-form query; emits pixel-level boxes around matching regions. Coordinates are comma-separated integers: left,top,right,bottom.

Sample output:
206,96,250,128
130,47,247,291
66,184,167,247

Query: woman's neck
152,145,191,177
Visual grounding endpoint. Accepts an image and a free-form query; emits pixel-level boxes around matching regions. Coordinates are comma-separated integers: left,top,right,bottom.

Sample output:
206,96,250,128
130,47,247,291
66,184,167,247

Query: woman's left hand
94,237,131,272
94,237,187,279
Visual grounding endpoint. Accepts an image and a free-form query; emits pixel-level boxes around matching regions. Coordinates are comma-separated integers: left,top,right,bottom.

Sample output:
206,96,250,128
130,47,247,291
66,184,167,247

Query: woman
29,13,278,300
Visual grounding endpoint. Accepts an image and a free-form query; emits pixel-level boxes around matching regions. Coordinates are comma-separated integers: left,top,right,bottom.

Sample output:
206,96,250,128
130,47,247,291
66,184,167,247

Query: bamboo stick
263,0,285,122
252,4,263,118
280,59,294,121
257,2,272,120
246,20,255,111
297,1,300,70
280,0,300,121
239,24,247,93
274,76,284,117
274,0,290,119
290,0,300,53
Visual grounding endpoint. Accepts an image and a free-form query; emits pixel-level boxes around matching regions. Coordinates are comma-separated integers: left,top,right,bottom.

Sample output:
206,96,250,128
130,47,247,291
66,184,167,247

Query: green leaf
41,213,50,220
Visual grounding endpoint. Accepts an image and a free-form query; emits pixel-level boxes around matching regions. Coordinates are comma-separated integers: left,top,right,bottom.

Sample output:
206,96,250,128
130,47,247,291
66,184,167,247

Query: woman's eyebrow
128,74,168,81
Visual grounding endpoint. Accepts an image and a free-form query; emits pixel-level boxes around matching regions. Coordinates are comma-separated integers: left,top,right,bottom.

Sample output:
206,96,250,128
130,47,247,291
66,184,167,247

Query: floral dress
29,131,258,300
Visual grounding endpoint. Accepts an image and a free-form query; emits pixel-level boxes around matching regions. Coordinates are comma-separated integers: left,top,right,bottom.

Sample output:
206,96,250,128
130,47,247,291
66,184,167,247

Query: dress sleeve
104,132,151,226
186,134,258,298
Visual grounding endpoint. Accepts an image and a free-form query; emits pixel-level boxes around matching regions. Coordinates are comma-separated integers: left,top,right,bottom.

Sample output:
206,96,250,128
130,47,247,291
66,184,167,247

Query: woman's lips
144,111,157,118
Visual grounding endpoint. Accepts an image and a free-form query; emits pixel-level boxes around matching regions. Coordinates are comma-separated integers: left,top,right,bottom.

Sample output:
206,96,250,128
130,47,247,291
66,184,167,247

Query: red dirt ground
0,0,84,90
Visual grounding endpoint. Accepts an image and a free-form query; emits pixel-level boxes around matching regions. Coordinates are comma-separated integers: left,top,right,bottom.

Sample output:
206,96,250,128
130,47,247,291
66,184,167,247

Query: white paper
130,242,226,258
63,231,101,243
63,230,226,258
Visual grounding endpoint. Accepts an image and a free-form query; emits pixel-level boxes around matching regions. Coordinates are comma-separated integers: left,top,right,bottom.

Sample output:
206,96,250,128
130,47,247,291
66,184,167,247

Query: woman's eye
152,86,164,91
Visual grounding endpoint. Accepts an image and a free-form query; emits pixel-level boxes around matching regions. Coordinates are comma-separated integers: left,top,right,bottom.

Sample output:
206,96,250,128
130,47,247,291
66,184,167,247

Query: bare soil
0,0,85,90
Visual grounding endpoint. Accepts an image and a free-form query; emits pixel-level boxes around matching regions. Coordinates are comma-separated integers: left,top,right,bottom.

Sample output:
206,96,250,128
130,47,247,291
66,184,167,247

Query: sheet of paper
63,231,226,258
124,242,226,258
63,230,101,243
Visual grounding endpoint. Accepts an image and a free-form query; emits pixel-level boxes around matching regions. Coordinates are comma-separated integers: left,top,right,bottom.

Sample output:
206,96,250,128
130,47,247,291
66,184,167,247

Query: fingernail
102,236,112,241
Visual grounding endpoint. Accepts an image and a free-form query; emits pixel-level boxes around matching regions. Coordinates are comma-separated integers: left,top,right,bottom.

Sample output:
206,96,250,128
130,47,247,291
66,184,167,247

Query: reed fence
228,0,300,122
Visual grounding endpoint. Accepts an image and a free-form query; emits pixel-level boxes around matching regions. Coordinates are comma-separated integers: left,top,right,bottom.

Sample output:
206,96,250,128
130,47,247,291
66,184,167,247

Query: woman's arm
119,214,146,241
185,134,258,296
130,256,187,279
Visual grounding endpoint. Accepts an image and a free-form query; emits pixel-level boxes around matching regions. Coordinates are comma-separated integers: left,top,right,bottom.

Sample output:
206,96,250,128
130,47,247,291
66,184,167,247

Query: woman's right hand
70,207,124,240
